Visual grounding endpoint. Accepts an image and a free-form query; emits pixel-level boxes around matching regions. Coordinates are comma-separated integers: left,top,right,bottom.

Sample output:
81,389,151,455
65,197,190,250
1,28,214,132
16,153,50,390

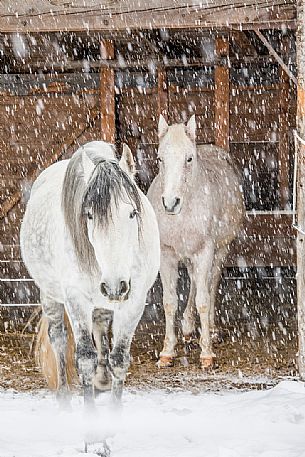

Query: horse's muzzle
100,279,131,301
162,196,182,214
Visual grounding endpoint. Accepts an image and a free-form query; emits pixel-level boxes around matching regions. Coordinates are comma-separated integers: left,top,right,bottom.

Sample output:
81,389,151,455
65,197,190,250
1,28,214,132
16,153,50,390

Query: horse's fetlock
109,351,130,380
76,342,97,379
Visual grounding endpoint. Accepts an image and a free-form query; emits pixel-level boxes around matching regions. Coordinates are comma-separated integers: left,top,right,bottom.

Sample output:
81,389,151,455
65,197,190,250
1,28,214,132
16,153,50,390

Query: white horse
148,115,244,369
20,141,160,405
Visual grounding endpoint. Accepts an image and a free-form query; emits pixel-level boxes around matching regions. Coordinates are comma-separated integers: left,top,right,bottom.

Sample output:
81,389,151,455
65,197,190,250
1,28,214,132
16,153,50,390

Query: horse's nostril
100,282,108,297
162,196,181,212
119,280,128,295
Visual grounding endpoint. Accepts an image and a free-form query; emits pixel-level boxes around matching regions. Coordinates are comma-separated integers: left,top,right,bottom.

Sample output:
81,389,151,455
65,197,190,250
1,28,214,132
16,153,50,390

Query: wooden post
214,36,230,151
158,67,168,120
296,0,305,380
100,40,115,143
278,66,290,209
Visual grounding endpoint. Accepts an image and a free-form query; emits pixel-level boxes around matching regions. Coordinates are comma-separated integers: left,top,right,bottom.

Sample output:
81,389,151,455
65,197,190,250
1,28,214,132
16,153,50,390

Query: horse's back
30,160,69,198
196,144,244,233
197,144,240,183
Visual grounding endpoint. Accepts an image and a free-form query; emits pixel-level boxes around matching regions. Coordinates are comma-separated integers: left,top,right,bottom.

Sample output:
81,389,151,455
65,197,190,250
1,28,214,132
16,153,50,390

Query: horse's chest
159,217,204,257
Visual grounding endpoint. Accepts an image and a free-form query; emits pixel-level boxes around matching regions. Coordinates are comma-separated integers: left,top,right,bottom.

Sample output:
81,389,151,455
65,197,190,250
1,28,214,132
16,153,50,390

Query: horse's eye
87,211,93,220
187,157,193,163
130,209,137,219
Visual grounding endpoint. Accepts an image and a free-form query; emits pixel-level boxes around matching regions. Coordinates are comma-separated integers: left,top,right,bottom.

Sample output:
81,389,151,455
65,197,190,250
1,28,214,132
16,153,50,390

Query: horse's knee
109,342,130,380
163,302,177,315
76,334,97,381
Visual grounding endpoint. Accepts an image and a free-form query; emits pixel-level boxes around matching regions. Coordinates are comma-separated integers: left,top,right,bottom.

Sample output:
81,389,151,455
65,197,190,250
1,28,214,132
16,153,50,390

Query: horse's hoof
56,390,72,411
157,356,174,368
84,439,111,456
200,356,215,370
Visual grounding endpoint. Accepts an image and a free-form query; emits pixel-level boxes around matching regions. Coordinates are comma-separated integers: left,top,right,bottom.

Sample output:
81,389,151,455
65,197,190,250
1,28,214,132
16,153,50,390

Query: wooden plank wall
0,34,298,306
0,91,101,304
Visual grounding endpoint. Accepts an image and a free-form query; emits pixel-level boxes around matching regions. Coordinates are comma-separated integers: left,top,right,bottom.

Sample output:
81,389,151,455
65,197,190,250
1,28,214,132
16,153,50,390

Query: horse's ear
120,144,136,179
186,114,196,142
158,114,168,139
82,150,95,184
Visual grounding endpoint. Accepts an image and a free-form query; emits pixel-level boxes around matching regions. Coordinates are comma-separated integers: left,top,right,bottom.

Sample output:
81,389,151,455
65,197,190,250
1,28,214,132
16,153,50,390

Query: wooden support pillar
296,0,305,380
157,67,168,120
278,67,290,209
100,40,115,143
214,36,230,151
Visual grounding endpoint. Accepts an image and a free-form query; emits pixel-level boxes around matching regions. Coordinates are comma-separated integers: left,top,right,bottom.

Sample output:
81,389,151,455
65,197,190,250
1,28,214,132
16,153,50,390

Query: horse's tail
35,312,78,389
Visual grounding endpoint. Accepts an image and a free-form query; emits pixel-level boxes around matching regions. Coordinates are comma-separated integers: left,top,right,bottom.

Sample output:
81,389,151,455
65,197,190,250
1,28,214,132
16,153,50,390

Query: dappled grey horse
20,141,160,406
148,115,244,368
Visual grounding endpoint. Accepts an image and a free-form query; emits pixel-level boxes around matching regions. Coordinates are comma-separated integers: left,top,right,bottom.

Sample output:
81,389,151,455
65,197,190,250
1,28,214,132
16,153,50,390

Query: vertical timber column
100,40,115,143
214,36,230,151
158,67,168,120
296,0,305,379
278,66,290,209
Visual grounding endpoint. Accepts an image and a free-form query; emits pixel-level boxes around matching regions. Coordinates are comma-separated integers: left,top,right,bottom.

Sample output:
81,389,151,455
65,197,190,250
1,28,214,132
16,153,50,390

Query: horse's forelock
82,161,143,228
62,155,143,274
159,123,195,154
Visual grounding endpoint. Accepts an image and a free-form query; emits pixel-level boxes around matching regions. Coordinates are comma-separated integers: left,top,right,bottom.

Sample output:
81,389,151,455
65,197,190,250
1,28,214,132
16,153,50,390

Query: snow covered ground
1,381,305,457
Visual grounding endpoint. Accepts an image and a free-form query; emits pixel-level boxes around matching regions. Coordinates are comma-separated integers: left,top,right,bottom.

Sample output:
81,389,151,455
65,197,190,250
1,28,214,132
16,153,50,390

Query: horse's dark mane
83,160,142,229
62,145,142,273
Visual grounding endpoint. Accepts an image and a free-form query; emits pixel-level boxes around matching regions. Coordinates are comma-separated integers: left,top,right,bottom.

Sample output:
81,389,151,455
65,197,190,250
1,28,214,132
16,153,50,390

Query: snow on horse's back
20,140,160,406
148,115,245,369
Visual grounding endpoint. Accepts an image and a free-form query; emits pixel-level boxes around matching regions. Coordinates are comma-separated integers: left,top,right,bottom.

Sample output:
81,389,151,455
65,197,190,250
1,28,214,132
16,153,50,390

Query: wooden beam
214,36,230,151
278,66,291,209
0,107,99,219
100,40,115,143
255,30,297,86
157,67,168,120
296,0,305,380
1,55,286,75
0,1,296,33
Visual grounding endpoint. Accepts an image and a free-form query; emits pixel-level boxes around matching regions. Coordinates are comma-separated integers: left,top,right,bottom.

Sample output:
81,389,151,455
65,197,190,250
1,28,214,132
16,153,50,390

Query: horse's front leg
182,267,197,341
193,241,216,369
65,291,97,408
92,308,113,394
109,303,144,404
159,248,179,367
209,246,228,341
